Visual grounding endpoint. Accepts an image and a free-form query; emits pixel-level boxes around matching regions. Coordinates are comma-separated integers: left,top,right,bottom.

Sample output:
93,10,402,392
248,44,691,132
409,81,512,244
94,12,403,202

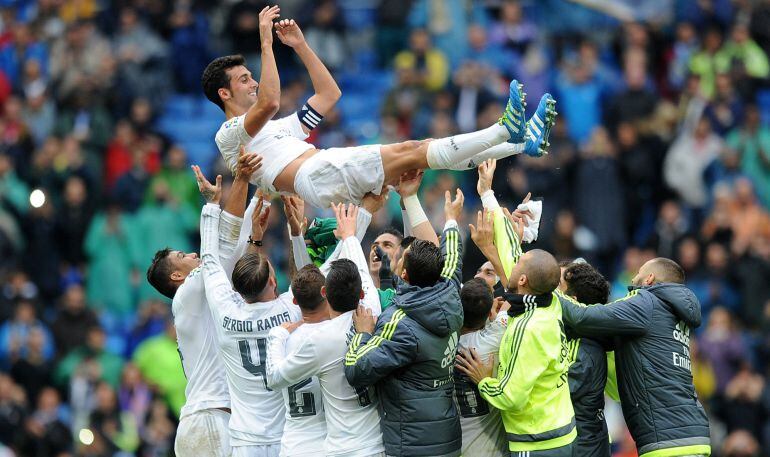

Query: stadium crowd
0,0,768,456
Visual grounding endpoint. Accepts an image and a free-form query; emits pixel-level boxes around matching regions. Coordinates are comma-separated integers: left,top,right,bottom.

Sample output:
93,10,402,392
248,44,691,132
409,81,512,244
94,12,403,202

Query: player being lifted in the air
203,5,556,209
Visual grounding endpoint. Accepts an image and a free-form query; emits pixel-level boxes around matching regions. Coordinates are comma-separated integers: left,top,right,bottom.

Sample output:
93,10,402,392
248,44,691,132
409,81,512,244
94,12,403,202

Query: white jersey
173,209,244,419
199,204,302,447
277,322,327,457
267,311,384,457
215,113,313,192
455,311,509,457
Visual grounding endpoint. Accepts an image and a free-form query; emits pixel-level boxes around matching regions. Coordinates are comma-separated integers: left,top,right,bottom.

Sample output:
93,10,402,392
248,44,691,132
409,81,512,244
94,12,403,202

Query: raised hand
502,207,526,242
258,5,281,46
353,305,375,334
281,195,307,237
444,189,465,222
469,209,495,251
332,203,359,240
477,159,497,195
281,320,304,333
397,169,425,198
234,145,263,181
274,19,305,48
250,197,271,241
191,165,222,204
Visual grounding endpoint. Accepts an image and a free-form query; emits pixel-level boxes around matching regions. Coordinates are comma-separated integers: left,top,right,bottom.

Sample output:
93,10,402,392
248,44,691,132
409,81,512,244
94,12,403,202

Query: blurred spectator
375,0,413,66
169,2,211,94
573,127,626,273
452,61,498,133
0,270,38,320
604,48,657,132
55,326,124,389
137,398,176,456
704,74,743,136
0,374,25,448
88,381,139,454
715,22,770,99
54,92,113,160
735,237,770,326
715,367,770,442
699,307,747,394
488,0,536,63
16,387,72,457
83,202,137,315
382,66,429,138
9,325,52,406
51,284,99,357
394,28,449,92
55,175,93,269
0,96,35,173
721,430,761,457
726,104,770,209
730,178,770,256
0,23,47,90
700,242,740,316
689,27,723,99
124,300,169,356
118,363,151,433
555,47,604,144
667,22,699,92
302,0,348,71
0,301,54,369
21,60,56,147
113,7,170,109
48,21,113,103
664,116,722,211
225,0,267,62
144,145,198,211
408,0,486,67
132,321,186,416
112,150,152,212
649,200,689,259
691,338,717,404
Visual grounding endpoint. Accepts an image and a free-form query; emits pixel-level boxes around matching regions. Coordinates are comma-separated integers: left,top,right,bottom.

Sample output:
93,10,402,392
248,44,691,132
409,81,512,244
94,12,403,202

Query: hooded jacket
558,284,711,457
345,222,464,457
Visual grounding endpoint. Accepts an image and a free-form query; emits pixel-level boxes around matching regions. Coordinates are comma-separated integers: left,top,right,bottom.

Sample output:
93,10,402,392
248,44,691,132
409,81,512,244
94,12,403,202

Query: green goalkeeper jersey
479,293,577,452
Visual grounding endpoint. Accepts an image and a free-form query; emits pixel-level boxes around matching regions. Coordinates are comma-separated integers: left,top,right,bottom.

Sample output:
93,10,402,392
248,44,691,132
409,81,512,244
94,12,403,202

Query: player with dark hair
558,258,711,457
344,189,465,457
558,261,612,457
145,150,261,457
203,7,556,210
266,204,385,457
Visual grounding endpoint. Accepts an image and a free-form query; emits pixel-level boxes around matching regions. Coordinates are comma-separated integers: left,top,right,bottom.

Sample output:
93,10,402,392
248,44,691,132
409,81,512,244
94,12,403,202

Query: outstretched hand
477,159,497,195
258,5,281,46
274,19,305,48
281,195,307,237
251,197,271,241
455,348,494,385
191,165,222,204
469,209,495,251
398,169,425,198
444,189,464,222
332,203,359,240
235,145,263,181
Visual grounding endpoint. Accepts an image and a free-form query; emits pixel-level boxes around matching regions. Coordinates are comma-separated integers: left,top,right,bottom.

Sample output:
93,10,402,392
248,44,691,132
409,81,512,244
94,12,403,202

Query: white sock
446,142,526,170
426,123,509,169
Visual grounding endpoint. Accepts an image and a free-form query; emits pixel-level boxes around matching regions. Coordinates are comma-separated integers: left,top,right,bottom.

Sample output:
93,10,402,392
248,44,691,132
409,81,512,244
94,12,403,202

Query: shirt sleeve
266,327,322,390
200,204,238,319
440,221,463,289
493,207,522,280
334,236,381,316
215,114,254,175
231,196,261,263
557,291,651,338
478,318,551,412
219,210,244,277
344,310,418,387
291,235,313,270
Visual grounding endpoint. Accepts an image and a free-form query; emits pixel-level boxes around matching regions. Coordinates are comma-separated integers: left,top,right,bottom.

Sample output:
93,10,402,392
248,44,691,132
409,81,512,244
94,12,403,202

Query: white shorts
232,443,281,457
293,145,385,209
175,408,231,457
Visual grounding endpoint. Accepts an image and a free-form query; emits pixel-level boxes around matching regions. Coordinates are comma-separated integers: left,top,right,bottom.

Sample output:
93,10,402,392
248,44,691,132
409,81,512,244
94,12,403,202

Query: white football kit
455,311,509,457
200,203,302,454
172,209,245,457
266,236,384,456
215,113,385,209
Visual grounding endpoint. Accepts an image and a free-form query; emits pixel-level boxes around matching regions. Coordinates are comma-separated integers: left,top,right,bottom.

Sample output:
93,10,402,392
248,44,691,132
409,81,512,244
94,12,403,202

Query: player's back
315,311,384,456
454,312,508,457
173,267,230,419
279,322,327,457
210,291,301,447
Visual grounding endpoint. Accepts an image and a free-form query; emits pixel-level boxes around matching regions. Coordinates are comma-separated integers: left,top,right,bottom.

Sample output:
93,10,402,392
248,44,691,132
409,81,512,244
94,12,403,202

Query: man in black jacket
345,190,465,457
559,257,711,457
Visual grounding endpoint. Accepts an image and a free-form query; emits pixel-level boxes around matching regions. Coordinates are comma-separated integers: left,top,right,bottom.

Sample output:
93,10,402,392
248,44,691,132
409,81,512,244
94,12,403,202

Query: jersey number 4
238,338,319,417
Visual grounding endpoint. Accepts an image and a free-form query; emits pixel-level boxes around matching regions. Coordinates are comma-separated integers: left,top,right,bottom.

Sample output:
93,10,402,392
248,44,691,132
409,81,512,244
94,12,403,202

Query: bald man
558,258,711,457
457,249,576,457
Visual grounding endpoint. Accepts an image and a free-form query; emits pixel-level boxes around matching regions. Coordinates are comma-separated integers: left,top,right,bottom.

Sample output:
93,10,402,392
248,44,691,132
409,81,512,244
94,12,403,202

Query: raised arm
441,189,465,289
398,170,439,246
266,325,321,390
470,209,509,286
243,6,282,136
557,291,651,338
274,19,341,127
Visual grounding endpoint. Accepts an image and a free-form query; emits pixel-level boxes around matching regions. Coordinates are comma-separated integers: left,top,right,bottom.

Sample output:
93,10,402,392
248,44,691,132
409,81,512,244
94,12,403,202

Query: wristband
480,190,500,210
247,236,263,247
403,195,428,228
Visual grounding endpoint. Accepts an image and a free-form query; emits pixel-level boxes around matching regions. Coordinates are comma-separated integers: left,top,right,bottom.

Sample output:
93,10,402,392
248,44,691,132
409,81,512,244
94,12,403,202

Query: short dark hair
147,248,176,299
563,263,610,304
401,235,416,249
649,257,685,284
325,259,362,313
232,252,271,303
403,239,443,287
201,55,246,111
379,227,404,243
292,265,326,311
461,278,493,330
524,249,561,295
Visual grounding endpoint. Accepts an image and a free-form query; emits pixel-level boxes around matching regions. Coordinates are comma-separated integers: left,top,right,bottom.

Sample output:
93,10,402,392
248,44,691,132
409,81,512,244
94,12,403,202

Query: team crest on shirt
224,117,240,129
